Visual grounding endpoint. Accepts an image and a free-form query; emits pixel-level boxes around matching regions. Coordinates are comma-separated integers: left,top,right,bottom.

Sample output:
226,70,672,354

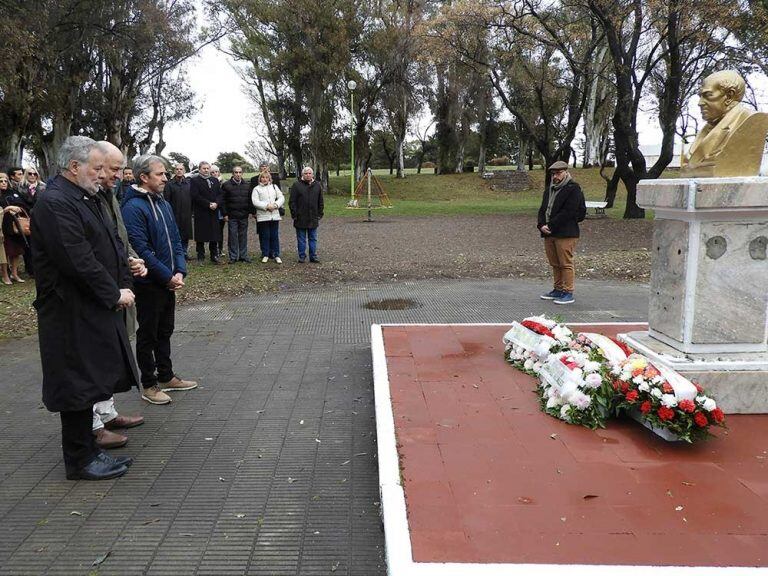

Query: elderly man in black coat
288,166,324,263
32,136,138,481
189,161,223,263
221,165,254,263
164,162,194,260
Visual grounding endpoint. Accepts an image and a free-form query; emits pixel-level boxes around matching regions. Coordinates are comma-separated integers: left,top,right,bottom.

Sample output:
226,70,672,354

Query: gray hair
132,154,167,179
302,166,314,174
174,162,186,170
57,136,99,172
211,164,220,172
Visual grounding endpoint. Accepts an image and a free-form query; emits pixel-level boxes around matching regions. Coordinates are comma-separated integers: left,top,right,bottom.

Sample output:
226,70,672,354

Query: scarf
545,174,571,223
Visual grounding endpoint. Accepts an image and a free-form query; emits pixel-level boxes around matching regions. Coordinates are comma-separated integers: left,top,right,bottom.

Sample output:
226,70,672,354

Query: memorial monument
622,70,768,413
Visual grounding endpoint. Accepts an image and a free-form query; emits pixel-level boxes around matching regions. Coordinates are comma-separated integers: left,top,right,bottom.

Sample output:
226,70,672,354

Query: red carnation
657,406,675,421
662,382,674,394
620,381,630,394
612,380,620,391
640,400,652,414
678,399,695,413
694,412,708,428
711,408,725,424
625,390,639,403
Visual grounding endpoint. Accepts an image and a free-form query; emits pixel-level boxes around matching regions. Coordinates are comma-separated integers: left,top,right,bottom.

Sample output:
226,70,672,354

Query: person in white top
251,171,285,263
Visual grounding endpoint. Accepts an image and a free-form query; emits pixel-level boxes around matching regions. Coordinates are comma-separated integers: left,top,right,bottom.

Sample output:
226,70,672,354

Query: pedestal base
621,331,768,414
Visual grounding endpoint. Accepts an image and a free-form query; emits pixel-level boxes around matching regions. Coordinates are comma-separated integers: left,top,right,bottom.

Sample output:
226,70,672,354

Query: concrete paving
0,278,648,575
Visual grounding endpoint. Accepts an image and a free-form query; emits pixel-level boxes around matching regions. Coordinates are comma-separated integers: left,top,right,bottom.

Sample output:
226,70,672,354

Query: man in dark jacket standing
32,135,137,481
164,163,193,260
537,161,587,305
221,165,253,263
289,166,324,263
189,161,222,263
122,155,197,405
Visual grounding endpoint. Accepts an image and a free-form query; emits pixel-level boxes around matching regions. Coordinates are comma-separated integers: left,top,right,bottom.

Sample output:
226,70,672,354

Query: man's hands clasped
166,273,185,292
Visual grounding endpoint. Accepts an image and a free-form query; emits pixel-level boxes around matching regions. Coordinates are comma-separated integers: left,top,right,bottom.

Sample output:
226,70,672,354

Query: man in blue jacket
122,155,197,405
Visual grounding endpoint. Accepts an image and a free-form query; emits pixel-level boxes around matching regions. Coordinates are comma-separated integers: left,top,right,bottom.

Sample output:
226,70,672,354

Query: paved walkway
0,278,648,575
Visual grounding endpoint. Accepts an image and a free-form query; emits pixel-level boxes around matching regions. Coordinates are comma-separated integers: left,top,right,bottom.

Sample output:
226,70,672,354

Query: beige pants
544,237,578,293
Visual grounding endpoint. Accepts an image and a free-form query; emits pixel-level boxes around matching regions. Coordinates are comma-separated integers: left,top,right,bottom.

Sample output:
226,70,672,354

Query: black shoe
309,257,320,263
66,454,128,481
97,450,133,468
298,258,306,263
211,257,220,265
241,258,252,264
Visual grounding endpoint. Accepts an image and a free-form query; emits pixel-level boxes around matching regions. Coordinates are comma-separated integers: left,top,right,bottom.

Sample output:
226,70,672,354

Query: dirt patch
363,298,420,310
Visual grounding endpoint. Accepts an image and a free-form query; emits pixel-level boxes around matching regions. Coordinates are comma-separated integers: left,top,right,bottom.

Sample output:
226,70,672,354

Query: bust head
698,70,746,124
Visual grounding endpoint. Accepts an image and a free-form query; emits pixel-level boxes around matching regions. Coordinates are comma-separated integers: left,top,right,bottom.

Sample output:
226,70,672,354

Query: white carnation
632,375,645,386
652,376,664,385
584,361,601,373
571,391,592,410
702,398,717,412
584,373,602,389
524,359,534,371
661,394,678,408
533,362,542,373
638,382,650,393
620,371,632,381
546,396,562,409
560,404,572,421
651,388,663,399
610,364,622,376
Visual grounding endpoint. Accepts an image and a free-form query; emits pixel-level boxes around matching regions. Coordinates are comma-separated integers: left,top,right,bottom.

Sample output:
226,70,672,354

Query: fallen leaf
142,518,160,526
179,533,194,537
681,481,695,487
299,420,304,425
472,384,479,389
235,514,246,518
550,433,558,440
149,503,160,507
219,477,226,482
582,494,599,500
205,437,213,441
331,561,340,572
92,551,111,566
560,517,567,522
675,506,684,511
517,496,533,504
287,477,297,483
315,438,321,443
70,511,83,516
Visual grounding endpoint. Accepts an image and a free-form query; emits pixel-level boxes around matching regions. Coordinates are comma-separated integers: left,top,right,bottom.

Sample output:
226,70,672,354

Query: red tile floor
383,324,768,567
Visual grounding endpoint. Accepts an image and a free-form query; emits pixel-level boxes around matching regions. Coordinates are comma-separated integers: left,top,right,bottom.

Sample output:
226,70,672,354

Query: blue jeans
295,227,317,260
257,220,281,258
227,217,249,262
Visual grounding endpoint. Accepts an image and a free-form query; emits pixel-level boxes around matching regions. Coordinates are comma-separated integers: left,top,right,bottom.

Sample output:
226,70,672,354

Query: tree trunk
602,170,620,208
0,130,24,171
478,143,486,174
517,135,527,172
396,138,405,178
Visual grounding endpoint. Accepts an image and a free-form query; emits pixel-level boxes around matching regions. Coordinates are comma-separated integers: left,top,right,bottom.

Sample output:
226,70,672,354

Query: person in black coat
189,161,223,263
31,136,138,481
536,161,587,305
288,166,324,263
221,165,253,263
164,163,193,260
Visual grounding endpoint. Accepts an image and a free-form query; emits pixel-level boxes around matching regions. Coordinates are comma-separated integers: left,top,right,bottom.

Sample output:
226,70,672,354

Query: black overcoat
537,180,587,238
31,175,138,413
288,179,324,229
190,175,223,242
164,176,193,240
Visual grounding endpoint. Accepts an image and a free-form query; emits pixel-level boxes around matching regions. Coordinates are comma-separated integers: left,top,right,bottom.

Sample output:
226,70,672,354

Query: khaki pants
544,237,578,293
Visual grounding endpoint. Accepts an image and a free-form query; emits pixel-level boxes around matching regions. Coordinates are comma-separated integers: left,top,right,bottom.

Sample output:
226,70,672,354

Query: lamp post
348,80,357,203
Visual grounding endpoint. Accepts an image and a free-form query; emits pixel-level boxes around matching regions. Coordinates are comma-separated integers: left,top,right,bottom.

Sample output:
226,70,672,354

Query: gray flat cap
548,160,570,171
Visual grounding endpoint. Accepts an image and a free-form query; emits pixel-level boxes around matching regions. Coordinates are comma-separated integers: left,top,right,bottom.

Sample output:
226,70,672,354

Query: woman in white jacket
251,171,285,263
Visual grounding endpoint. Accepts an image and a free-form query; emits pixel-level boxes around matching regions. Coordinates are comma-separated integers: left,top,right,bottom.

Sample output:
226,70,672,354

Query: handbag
11,208,31,237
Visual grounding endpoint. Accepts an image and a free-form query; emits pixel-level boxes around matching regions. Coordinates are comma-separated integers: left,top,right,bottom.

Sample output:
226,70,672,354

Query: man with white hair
190,161,223,263
288,166,324,263
32,135,137,480
122,155,197,405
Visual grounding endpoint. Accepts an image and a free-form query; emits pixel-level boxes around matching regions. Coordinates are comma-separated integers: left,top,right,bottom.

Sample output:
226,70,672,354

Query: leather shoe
104,414,145,430
66,455,128,481
97,451,133,468
94,428,128,449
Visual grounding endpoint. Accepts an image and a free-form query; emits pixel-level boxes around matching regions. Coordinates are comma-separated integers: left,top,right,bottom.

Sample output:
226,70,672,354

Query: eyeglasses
28,173,38,176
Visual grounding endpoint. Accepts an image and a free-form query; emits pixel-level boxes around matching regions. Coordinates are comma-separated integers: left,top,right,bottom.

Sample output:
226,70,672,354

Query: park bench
585,200,608,217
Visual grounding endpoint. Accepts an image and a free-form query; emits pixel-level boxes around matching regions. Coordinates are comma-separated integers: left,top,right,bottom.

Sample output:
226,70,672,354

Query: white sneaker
261,256,269,263
275,257,282,264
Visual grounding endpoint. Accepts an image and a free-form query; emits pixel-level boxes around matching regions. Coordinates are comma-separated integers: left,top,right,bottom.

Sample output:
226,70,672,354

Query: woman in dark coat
189,162,223,263
33,168,138,479
0,172,27,282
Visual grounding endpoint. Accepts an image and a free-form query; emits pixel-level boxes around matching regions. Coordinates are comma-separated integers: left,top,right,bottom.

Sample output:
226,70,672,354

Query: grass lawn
0,166,653,340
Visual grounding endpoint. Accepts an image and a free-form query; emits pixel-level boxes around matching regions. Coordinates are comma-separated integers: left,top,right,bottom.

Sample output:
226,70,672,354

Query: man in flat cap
537,161,586,305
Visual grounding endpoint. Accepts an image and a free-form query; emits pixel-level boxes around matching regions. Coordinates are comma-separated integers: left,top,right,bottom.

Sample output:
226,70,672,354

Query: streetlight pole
348,80,357,204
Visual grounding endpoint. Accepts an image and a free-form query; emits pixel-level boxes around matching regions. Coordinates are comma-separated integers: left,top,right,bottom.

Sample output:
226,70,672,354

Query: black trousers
196,241,218,260
135,283,176,388
61,407,97,472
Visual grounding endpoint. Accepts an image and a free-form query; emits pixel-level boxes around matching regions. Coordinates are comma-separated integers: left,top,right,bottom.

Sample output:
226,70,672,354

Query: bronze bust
681,70,768,178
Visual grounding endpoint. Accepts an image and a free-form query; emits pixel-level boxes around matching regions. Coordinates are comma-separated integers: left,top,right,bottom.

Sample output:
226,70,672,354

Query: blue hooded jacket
121,185,186,286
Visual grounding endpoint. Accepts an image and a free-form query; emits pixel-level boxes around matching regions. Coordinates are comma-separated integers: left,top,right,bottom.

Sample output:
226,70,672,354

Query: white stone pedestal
622,177,768,413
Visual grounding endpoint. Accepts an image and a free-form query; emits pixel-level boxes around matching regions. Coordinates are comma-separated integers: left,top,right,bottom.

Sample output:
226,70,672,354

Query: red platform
372,323,768,576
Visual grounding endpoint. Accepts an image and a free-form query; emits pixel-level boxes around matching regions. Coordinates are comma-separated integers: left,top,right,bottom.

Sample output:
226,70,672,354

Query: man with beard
32,136,137,480
122,155,197,405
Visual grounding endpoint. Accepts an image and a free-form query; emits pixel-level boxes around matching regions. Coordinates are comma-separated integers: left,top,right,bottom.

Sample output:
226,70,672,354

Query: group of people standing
162,161,324,266
0,166,45,284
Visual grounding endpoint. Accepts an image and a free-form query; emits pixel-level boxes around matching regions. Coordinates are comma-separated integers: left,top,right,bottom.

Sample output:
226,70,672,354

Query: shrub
488,156,510,166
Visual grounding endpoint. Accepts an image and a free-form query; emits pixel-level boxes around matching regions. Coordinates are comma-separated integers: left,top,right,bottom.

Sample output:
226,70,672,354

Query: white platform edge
371,323,768,576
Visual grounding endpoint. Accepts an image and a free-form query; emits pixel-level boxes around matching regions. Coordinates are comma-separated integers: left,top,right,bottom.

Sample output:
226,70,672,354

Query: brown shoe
159,376,198,392
142,385,172,405
104,414,145,430
94,428,128,449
